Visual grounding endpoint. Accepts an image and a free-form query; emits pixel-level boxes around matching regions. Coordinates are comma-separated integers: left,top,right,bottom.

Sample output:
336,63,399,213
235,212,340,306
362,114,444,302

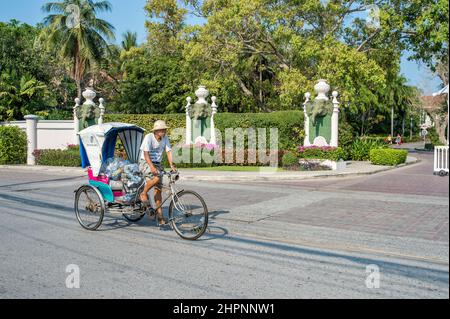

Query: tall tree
121,31,138,51
41,0,115,99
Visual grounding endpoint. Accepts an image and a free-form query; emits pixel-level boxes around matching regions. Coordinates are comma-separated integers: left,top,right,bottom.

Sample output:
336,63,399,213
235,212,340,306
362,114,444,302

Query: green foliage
338,120,356,159
297,146,347,161
105,110,304,151
282,151,298,167
0,21,64,121
0,73,54,121
403,0,449,68
350,138,388,161
428,128,445,146
0,125,27,164
370,148,408,166
41,0,116,98
36,109,73,120
121,31,137,51
33,145,81,167
112,49,189,114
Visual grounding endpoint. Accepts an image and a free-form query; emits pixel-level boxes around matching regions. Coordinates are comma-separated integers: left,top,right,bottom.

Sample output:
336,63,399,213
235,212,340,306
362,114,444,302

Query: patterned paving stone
272,198,449,242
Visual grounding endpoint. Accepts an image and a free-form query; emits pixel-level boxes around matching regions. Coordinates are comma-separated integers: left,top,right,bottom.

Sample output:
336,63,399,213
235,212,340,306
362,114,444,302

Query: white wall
1,120,75,150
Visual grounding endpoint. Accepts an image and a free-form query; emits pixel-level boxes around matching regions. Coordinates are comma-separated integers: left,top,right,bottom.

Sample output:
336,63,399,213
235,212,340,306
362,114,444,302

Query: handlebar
161,169,180,181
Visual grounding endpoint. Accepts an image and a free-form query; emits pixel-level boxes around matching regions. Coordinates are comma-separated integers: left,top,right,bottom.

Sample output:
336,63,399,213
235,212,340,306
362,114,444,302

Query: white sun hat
152,120,170,131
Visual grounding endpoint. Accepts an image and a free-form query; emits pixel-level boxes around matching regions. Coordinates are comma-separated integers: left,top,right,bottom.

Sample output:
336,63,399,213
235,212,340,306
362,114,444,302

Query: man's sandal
156,216,168,226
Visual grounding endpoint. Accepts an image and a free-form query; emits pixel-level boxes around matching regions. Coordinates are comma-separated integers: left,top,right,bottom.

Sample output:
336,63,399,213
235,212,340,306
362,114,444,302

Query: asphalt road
0,152,448,298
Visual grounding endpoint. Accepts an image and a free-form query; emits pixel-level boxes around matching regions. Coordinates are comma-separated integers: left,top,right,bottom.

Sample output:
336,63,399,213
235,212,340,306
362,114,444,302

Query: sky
0,0,443,95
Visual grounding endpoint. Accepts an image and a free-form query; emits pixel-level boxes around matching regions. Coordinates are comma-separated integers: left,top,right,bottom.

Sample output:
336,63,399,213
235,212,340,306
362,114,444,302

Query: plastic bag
102,157,130,181
124,163,140,176
123,163,143,188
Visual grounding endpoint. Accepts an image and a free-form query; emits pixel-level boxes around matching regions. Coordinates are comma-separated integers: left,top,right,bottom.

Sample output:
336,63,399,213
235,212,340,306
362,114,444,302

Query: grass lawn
182,166,286,172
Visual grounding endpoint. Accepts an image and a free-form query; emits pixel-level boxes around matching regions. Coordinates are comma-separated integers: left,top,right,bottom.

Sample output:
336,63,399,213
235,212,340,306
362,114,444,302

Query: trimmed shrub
297,146,346,161
282,151,298,167
34,145,81,167
0,126,27,165
370,148,408,166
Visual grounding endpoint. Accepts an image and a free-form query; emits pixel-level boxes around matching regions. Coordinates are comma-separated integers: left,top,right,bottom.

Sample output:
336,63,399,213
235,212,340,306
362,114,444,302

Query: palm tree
41,0,115,99
121,31,137,51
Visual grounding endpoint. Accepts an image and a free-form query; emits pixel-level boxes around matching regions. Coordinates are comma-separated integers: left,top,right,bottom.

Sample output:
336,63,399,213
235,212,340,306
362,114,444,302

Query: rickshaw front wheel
74,185,105,231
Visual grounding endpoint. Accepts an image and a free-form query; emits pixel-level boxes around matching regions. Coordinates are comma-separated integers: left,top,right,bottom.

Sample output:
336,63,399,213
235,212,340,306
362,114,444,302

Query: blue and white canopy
78,123,145,176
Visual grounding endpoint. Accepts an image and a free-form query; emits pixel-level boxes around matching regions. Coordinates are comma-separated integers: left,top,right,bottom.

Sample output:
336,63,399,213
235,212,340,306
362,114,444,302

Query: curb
1,156,420,182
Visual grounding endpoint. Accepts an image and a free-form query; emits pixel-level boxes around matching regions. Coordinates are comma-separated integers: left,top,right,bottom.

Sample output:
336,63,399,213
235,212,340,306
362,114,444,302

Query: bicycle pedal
146,208,156,216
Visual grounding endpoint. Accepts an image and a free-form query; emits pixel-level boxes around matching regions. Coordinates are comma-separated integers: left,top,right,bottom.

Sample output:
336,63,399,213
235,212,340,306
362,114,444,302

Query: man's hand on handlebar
150,164,159,176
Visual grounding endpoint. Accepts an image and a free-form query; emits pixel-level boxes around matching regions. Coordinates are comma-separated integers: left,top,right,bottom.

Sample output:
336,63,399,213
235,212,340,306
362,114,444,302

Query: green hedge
161,145,285,168
297,146,347,161
370,148,408,166
104,111,305,151
33,145,81,167
0,126,27,165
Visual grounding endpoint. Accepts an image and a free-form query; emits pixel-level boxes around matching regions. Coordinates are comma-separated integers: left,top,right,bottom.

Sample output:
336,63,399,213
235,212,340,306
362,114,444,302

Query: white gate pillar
303,92,311,147
73,97,80,145
210,96,218,145
330,91,340,147
24,115,39,165
185,97,192,145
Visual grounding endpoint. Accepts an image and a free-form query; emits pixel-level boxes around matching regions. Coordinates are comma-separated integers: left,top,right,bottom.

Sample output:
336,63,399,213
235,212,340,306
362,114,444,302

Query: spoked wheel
169,190,208,240
74,185,105,231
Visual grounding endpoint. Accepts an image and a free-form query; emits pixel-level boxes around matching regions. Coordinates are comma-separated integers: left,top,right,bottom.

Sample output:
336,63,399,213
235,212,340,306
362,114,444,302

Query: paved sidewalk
0,156,419,181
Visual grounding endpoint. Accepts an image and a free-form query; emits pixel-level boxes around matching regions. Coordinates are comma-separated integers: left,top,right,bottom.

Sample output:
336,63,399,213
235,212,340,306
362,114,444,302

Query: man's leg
154,187,164,221
140,176,160,202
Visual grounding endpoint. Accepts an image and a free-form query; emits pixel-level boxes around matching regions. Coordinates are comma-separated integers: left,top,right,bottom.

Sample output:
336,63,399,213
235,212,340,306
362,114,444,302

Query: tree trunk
433,114,449,144
76,79,82,100
391,107,394,137
410,116,413,141
73,45,84,100
402,116,405,136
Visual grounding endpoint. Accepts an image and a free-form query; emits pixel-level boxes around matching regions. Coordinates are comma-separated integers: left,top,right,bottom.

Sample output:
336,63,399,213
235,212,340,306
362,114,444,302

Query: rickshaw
74,123,209,240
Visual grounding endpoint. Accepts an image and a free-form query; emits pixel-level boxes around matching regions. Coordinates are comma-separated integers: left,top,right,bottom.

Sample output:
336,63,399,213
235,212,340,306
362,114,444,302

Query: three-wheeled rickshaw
74,123,208,240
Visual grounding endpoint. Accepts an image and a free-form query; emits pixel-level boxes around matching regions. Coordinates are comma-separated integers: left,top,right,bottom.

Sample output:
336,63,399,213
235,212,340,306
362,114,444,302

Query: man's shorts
139,160,163,189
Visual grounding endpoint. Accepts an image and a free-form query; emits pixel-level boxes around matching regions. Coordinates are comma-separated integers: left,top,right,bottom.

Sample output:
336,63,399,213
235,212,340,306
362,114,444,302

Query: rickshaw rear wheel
74,185,105,231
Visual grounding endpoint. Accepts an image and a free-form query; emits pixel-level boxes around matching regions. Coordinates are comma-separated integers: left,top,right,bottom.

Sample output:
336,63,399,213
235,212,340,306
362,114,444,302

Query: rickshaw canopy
78,123,145,176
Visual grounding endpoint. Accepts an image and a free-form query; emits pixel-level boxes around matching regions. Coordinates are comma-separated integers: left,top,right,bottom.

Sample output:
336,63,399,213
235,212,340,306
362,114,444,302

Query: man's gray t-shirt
140,133,172,163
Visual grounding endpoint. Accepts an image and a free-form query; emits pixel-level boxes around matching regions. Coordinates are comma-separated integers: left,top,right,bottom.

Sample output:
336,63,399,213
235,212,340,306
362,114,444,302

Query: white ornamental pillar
73,97,80,145
98,98,105,125
330,90,340,147
210,96,218,145
24,115,39,165
185,97,192,145
303,92,311,146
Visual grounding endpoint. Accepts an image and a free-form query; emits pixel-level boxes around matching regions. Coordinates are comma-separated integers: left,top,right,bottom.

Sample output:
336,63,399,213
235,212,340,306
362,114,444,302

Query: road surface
0,152,448,298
